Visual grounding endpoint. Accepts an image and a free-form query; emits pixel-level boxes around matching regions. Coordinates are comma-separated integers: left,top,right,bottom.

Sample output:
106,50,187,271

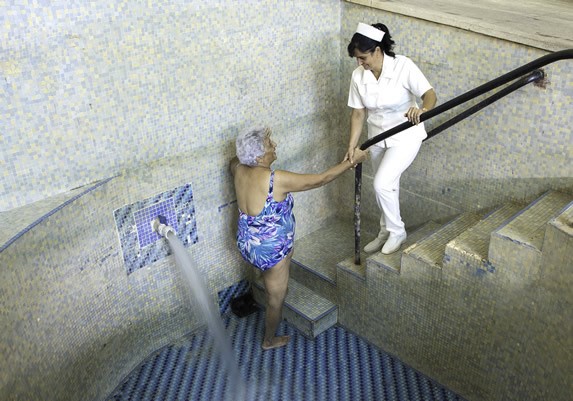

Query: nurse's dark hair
347,23,395,58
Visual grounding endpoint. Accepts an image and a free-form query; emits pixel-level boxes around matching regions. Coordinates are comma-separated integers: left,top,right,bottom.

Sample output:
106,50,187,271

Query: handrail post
354,163,362,265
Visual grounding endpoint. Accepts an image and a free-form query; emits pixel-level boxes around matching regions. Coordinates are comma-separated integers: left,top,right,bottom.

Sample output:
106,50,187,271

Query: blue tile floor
106,307,466,400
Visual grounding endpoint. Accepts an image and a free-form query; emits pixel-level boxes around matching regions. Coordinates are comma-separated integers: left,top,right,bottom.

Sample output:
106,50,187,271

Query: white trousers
369,141,422,235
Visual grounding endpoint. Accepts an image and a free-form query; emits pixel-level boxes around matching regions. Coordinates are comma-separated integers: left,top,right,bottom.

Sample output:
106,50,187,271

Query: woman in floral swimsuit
236,169,295,272
231,127,367,350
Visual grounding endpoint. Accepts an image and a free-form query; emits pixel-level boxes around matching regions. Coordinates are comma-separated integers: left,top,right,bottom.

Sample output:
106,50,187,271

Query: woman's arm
275,148,368,195
346,108,366,163
421,88,437,112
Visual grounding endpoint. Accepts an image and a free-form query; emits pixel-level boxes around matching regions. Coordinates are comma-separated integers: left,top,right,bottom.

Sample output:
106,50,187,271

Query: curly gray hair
236,126,269,166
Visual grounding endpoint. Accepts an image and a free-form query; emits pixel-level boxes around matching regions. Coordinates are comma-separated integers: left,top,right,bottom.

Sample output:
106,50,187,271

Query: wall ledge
345,0,573,52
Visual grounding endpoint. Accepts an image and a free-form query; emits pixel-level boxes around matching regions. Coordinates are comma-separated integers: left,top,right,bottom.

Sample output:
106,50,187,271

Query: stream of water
166,232,246,400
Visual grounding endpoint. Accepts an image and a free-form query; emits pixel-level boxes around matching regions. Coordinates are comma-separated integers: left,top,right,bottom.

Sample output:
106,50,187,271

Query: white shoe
381,232,407,254
364,231,390,253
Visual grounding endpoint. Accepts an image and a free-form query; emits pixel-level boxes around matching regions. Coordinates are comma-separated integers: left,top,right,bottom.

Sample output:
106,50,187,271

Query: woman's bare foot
261,335,290,351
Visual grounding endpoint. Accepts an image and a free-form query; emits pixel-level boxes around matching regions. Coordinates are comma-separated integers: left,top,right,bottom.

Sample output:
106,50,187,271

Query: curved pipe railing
353,48,573,264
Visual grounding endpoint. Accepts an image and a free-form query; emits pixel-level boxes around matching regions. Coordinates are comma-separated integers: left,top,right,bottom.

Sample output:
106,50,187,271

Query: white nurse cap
355,22,385,42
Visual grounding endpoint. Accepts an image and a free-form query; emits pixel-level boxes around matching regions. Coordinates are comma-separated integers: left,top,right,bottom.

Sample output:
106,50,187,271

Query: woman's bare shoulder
273,169,295,182
236,165,272,184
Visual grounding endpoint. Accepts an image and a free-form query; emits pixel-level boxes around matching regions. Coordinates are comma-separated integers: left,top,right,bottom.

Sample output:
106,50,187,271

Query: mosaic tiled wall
1,0,342,212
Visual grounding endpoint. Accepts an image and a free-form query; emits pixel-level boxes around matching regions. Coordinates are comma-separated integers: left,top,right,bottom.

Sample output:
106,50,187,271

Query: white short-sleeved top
348,54,433,147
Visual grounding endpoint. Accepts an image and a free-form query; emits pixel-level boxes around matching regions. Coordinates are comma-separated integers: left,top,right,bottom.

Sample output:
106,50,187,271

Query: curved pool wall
0,139,346,401
2,1,344,398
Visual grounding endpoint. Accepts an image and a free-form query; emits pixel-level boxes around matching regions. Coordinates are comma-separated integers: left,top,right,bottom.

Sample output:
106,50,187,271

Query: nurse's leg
363,146,389,252
372,142,422,235
370,147,388,231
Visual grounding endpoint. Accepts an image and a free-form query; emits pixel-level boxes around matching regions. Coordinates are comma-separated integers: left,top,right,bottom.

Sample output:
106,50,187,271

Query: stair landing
293,219,377,283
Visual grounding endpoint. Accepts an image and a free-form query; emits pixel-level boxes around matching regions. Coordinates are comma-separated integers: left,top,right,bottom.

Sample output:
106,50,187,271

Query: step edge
252,278,338,321
413,212,482,247
291,258,337,284
401,251,443,269
284,303,338,323
495,190,571,234
490,231,542,252
337,258,367,281
366,257,401,274
403,213,481,267
445,203,526,258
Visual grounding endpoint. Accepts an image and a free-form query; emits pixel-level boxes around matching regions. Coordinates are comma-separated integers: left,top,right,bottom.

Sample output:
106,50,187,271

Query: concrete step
293,217,376,299
289,259,338,303
252,277,338,339
444,202,525,274
292,219,362,285
541,201,573,289
489,190,572,283
366,221,441,275
401,212,482,278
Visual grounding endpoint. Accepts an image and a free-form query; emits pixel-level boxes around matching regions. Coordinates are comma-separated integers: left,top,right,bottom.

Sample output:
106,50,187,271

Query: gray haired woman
231,126,367,350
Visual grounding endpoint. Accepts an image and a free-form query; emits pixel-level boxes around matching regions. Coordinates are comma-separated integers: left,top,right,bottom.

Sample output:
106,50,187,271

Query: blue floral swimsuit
236,170,295,271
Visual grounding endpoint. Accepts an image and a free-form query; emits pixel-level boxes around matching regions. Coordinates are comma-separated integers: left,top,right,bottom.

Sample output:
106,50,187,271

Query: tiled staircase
250,190,573,341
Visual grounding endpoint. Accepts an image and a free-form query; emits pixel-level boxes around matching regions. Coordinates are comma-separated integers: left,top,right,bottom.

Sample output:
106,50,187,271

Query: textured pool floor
107,307,466,401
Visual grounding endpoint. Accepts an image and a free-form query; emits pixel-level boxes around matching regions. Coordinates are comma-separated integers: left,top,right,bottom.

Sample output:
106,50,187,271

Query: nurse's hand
405,107,427,125
344,146,355,164
352,148,368,164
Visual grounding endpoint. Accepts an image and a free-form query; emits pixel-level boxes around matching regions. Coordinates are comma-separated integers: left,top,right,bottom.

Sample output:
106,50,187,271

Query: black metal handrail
353,48,573,264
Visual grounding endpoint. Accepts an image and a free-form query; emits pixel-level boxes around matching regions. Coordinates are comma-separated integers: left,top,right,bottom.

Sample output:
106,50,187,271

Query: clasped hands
344,147,368,165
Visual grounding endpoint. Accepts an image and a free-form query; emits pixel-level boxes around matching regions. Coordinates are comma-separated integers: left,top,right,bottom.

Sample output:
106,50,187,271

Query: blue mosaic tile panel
114,184,198,275
134,199,178,248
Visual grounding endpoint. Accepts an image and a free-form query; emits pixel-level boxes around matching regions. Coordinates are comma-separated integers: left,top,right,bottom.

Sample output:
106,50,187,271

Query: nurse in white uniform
345,23,437,254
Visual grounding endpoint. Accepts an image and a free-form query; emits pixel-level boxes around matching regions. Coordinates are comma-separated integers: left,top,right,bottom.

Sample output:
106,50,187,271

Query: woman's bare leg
261,252,292,350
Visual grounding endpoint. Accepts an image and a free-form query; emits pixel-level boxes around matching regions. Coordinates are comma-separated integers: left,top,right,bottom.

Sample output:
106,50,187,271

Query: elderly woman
231,127,367,350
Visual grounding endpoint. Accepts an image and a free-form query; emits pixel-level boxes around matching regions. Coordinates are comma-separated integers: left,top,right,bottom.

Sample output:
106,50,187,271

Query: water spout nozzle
151,216,175,238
